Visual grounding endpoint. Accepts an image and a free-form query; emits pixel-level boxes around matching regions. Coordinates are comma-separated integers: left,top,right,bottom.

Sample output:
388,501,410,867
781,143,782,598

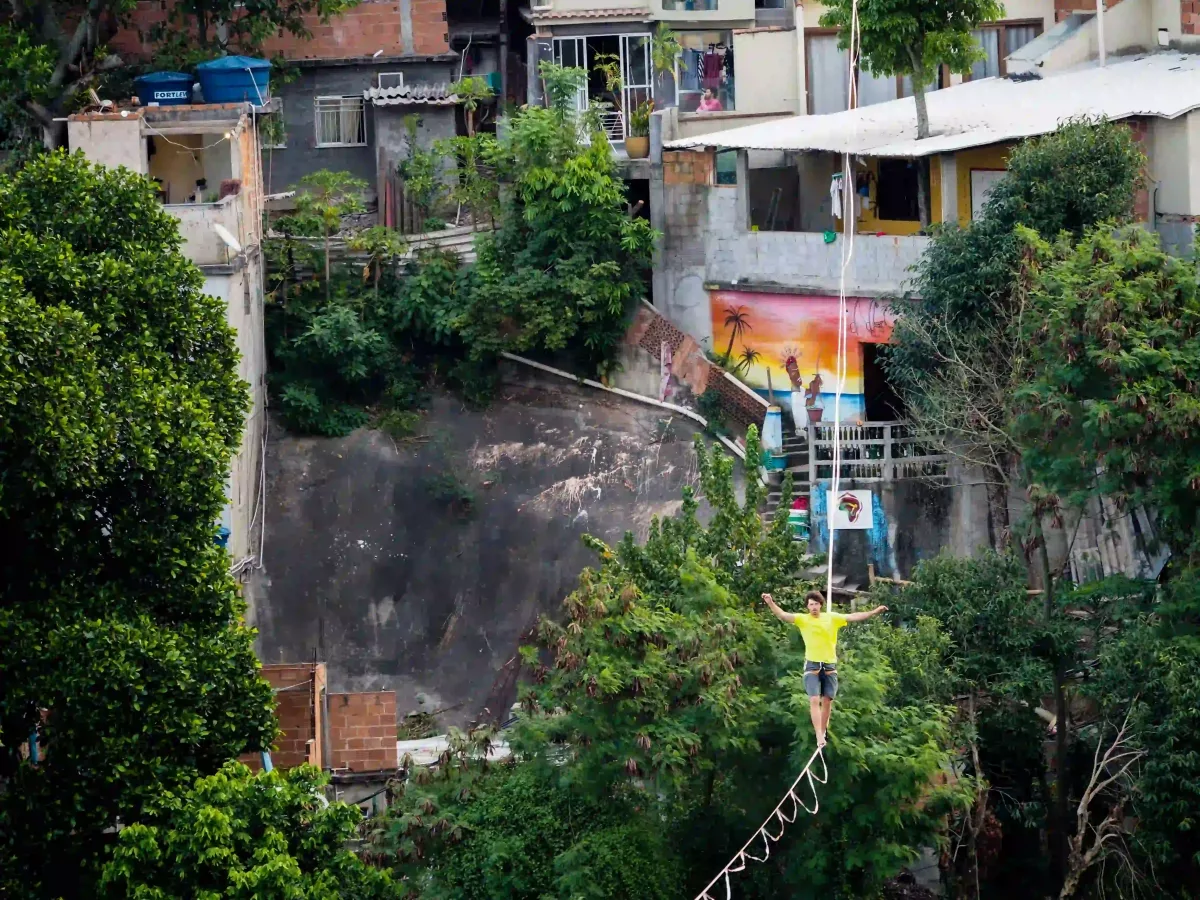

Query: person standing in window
698,88,723,112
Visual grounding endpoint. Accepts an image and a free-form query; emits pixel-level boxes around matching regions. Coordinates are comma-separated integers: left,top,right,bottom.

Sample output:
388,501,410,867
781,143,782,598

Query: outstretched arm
843,605,888,623
761,593,797,624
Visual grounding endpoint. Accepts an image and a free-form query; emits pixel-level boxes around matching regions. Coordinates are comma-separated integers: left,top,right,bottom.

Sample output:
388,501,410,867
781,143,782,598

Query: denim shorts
803,661,839,699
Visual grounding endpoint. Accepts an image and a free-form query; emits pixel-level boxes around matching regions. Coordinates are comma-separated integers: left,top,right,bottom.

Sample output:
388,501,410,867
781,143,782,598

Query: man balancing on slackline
761,590,888,748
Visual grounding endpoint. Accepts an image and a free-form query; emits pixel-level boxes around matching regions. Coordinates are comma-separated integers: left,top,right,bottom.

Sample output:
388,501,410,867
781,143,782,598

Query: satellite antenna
212,222,242,255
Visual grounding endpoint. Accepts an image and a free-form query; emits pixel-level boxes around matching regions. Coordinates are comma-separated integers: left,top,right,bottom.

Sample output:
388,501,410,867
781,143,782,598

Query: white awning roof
666,53,1200,157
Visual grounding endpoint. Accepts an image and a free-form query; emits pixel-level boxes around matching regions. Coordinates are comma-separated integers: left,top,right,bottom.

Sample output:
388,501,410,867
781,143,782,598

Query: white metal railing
600,110,626,142
806,420,949,483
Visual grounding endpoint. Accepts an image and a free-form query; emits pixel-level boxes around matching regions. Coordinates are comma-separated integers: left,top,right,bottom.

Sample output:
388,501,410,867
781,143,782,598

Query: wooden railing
807,420,949,483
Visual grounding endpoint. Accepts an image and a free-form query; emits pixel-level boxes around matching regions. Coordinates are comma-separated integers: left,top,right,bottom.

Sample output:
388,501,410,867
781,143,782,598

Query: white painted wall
733,28,800,114
66,116,149,175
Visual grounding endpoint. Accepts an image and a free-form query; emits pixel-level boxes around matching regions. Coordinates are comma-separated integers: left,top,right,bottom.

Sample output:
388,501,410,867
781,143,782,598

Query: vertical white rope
826,0,860,613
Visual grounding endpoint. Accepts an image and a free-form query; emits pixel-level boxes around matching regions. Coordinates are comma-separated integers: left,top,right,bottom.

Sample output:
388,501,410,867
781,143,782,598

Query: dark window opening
748,166,799,231
875,159,919,222
716,149,737,185
863,343,905,421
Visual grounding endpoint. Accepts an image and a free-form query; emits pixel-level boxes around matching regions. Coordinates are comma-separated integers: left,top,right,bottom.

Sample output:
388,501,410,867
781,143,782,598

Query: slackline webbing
693,747,829,900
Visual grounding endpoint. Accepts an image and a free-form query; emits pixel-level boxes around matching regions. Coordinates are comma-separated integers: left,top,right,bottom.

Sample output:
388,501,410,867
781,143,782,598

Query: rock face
246,371,711,729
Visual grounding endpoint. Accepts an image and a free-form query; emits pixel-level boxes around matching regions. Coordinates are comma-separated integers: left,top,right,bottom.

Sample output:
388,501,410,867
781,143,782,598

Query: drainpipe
261,751,273,772
1096,0,1106,67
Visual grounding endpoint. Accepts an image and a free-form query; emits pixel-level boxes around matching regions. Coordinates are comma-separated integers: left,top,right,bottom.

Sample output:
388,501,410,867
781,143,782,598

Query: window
715,149,737,185
806,31,940,114
663,0,717,9
676,31,734,112
874,159,919,222
968,20,1043,80
315,96,367,147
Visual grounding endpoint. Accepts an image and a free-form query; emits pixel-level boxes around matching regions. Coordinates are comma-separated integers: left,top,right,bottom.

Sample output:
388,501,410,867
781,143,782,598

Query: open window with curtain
968,20,1043,80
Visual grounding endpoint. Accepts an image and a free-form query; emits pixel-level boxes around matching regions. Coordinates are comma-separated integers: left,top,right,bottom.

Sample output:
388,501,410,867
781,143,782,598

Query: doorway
862,343,905,421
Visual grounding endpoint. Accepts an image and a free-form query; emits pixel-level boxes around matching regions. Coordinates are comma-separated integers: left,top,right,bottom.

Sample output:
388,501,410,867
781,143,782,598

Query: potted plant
627,100,652,158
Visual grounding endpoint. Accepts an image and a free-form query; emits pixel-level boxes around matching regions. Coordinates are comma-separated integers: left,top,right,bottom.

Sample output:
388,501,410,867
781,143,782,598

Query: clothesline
693,747,829,900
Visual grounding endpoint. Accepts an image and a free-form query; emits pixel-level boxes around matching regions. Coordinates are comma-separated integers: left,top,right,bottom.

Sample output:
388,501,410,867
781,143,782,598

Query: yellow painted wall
149,134,206,204
954,142,1014,227
839,155,943,236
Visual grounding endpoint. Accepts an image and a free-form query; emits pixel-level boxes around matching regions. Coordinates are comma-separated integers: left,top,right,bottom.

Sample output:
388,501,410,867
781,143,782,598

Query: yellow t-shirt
794,612,849,663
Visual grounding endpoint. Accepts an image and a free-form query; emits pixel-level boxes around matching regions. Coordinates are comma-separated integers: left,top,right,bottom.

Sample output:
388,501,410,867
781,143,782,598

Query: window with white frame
676,31,735,113
315,96,367,147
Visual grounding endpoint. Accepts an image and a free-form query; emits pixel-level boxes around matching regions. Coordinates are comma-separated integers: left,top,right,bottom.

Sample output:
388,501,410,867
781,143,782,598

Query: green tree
0,151,276,895
0,24,55,162
396,115,447,232
347,224,408,304
820,0,1002,225
1015,223,1200,566
297,169,368,301
151,0,359,68
456,61,656,372
100,761,400,899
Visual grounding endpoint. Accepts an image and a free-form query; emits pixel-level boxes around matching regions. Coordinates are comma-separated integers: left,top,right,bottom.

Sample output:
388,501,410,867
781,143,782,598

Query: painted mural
709,290,895,422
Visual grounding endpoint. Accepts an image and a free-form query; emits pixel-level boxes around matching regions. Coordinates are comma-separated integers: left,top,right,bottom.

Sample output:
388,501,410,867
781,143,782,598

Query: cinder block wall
328,691,399,772
242,662,326,771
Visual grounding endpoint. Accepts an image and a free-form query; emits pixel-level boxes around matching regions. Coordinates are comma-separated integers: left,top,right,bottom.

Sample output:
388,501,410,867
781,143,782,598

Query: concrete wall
245,374,721,728
655,151,929,349
732,27,799,115
808,469,993,585
262,60,456,199
205,261,267,565
168,196,243,264
66,116,149,175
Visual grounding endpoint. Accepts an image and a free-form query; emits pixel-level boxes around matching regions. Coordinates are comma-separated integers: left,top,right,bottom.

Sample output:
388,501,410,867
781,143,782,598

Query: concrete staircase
759,422,862,597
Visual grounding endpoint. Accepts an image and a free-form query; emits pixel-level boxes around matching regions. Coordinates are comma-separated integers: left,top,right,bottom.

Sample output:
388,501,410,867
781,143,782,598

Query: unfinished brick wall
1054,0,1125,23
625,304,766,438
1184,0,1200,35
663,150,715,186
111,0,449,61
1127,117,1152,223
241,662,326,771
328,691,399,772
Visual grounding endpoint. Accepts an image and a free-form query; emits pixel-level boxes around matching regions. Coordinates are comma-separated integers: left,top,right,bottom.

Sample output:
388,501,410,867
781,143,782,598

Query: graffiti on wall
709,290,894,422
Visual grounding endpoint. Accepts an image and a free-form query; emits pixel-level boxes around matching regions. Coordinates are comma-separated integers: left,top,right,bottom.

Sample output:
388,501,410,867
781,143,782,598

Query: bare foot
817,731,827,749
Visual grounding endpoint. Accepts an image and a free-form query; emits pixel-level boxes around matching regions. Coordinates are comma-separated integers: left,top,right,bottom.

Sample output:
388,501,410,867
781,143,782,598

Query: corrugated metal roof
364,83,459,107
529,6,650,18
667,53,1200,157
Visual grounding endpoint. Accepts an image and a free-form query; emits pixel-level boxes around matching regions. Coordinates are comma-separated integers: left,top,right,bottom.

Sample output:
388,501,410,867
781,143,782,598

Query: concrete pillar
794,0,807,115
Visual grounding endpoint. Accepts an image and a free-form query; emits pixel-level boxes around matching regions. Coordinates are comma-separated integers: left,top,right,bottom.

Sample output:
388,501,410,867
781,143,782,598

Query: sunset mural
709,290,895,421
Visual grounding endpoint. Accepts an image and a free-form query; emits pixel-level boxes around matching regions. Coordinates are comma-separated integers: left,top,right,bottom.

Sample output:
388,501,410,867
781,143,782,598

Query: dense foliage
370,431,970,899
1015,224,1200,565
100,762,400,899
0,152,277,894
266,63,655,436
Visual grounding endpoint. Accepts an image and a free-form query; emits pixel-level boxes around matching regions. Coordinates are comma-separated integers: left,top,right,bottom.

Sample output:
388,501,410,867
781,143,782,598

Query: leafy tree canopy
0,151,275,895
100,762,400,900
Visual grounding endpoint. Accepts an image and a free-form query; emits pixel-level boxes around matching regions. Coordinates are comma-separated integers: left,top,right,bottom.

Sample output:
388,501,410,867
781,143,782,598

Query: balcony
165,194,246,267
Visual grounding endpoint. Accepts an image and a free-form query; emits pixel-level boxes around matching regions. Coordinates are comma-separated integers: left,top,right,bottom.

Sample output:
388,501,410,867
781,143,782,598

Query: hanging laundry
702,47,723,90
830,172,844,221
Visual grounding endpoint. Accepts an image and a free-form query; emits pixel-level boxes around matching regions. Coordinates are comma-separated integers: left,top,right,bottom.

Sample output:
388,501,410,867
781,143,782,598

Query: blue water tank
134,71,194,106
195,56,271,104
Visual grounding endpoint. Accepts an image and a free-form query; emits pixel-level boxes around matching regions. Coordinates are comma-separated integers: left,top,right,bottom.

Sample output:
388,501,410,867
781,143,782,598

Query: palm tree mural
722,305,751,363
734,346,761,376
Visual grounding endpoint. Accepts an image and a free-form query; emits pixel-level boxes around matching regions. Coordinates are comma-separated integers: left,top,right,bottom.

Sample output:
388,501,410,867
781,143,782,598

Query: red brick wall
328,691,399,772
663,150,715,186
1127,116,1151,223
242,662,326,771
110,0,449,61
1184,0,1200,34
1054,0,1125,23
625,304,766,438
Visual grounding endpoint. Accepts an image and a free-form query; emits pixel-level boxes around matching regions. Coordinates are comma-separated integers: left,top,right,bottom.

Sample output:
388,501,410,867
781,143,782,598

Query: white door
620,34,653,139
970,169,1005,220
552,37,589,112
